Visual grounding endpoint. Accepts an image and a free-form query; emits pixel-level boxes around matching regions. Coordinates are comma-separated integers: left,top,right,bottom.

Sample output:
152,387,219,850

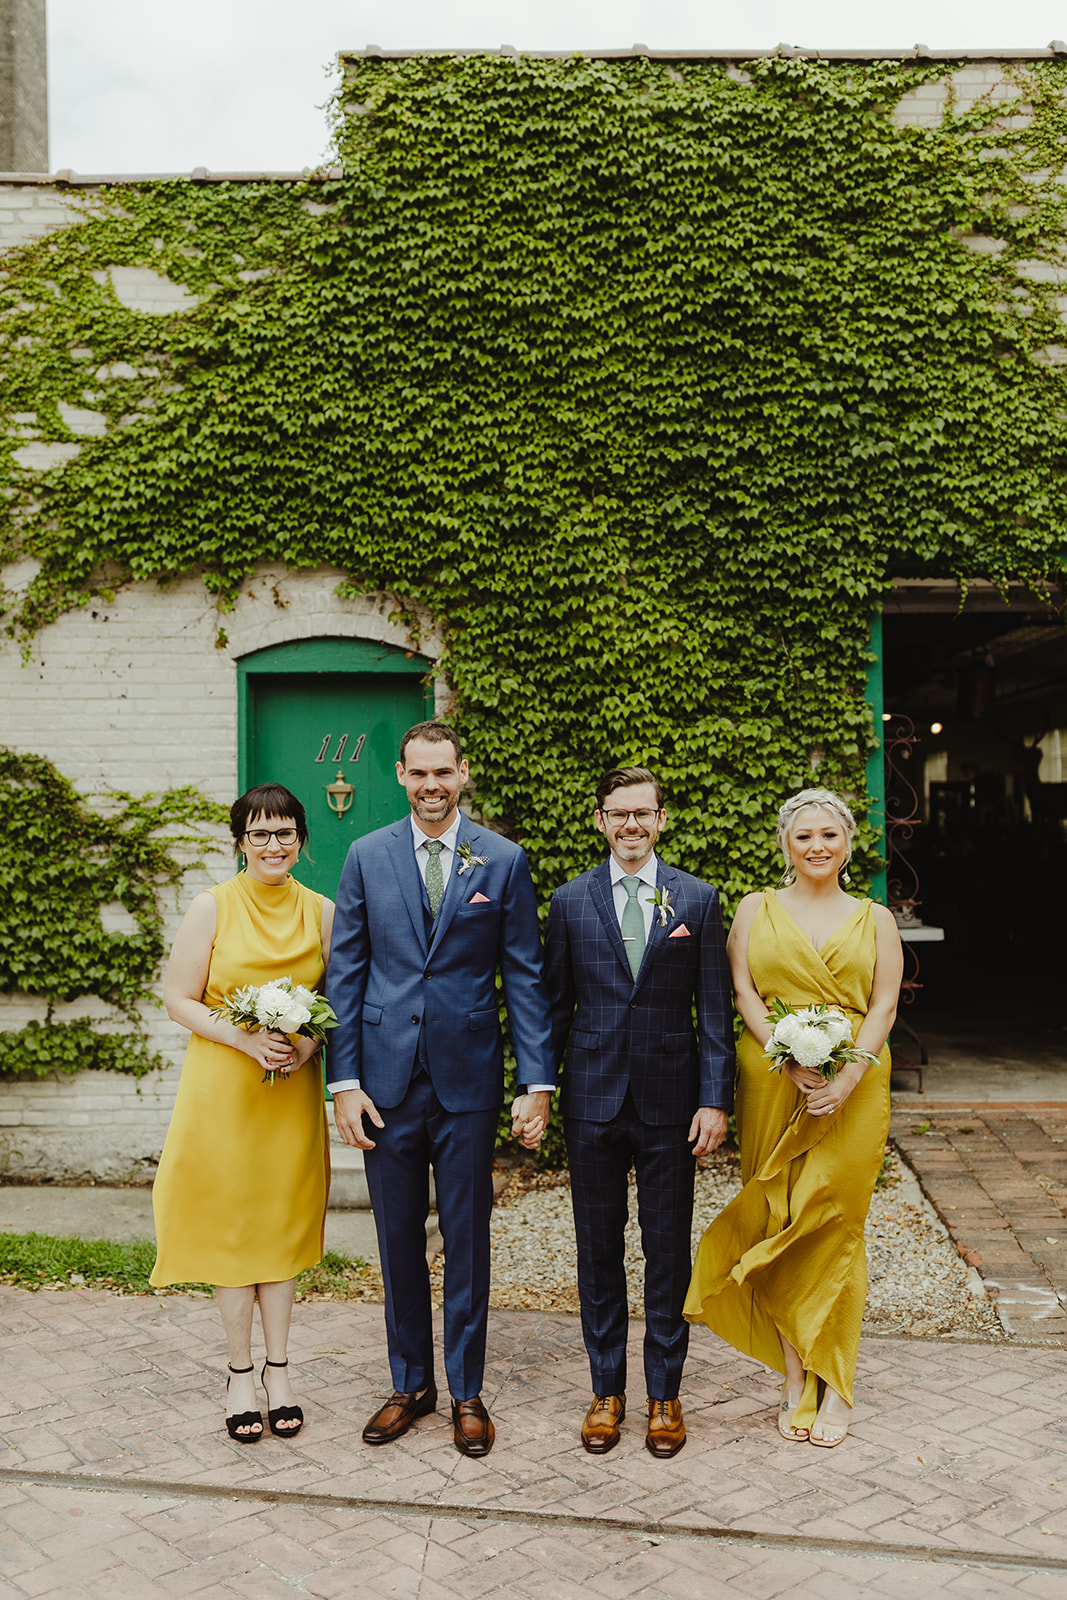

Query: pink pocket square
468,892,491,904
668,923,691,938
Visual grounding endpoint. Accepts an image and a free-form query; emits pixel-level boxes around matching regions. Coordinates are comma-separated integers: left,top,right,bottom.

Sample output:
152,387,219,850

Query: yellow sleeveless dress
150,872,330,1287
684,890,890,1431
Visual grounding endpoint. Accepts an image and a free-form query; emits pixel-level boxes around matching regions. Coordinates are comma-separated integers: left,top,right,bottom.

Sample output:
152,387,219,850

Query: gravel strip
482,1146,1003,1339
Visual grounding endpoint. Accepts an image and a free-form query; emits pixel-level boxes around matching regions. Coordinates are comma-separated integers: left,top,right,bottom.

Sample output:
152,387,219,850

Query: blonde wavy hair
776,787,856,884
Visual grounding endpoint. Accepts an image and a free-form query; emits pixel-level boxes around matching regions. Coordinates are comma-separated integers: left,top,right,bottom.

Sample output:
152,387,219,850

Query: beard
612,832,657,861
411,792,458,824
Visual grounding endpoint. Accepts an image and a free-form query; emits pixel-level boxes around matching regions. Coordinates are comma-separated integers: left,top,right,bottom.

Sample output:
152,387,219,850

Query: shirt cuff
520,1084,555,1095
329,1078,361,1094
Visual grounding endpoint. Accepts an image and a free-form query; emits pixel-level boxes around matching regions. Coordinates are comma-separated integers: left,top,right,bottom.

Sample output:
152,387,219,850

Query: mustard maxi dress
151,872,330,1288
684,890,890,1432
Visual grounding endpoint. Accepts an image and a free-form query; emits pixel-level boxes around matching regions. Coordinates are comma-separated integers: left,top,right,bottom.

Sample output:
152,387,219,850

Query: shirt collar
609,852,660,889
410,811,462,853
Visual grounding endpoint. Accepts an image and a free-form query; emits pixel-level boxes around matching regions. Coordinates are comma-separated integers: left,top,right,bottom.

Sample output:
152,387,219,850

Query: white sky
48,0,1067,174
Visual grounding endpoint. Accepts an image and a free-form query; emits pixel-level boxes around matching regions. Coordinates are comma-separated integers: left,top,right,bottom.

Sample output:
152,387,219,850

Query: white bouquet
763,999,878,1083
211,976,338,1085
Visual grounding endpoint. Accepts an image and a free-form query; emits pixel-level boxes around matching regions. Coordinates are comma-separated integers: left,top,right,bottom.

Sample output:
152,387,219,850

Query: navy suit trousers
364,1066,498,1400
565,1092,695,1400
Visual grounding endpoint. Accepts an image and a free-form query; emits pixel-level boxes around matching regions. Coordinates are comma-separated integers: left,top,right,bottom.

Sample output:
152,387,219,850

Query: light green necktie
425,839,445,918
621,876,645,980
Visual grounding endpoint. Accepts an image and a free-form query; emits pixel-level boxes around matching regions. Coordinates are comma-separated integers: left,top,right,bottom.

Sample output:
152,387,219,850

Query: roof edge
339,42,1067,64
0,167,344,187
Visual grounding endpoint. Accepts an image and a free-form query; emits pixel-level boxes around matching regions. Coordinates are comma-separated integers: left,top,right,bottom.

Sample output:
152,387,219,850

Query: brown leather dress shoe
362,1383,437,1445
451,1395,495,1457
581,1393,626,1454
645,1397,686,1458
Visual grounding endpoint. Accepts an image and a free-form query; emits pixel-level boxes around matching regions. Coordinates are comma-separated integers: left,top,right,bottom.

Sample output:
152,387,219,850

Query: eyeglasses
600,809,659,825
244,828,299,846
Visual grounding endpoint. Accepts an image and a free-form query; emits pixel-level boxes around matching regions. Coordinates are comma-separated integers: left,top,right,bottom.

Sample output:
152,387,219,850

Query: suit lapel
633,861,678,987
589,860,634,983
428,811,479,954
387,820,429,956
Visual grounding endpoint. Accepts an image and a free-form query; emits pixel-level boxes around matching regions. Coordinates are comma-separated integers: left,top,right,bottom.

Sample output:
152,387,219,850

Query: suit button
411,1015,419,1024
424,972,432,979
629,999,638,1009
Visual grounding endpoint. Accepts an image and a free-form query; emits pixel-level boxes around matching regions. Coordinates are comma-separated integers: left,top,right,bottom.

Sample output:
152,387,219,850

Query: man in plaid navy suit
544,766,734,1458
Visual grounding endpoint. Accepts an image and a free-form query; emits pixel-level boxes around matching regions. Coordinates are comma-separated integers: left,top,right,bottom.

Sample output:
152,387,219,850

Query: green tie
425,839,445,918
621,876,645,980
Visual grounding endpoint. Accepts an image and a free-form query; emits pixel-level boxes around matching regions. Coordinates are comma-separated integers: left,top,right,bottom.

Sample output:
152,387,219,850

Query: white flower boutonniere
645,885,675,929
457,838,490,876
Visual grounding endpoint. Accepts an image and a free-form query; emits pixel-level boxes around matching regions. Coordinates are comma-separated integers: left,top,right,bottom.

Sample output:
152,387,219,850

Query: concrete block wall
0,561,442,1180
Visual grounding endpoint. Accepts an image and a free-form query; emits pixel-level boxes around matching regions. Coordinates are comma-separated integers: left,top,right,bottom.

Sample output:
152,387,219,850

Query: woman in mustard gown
685,788,902,1447
151,784,334,1443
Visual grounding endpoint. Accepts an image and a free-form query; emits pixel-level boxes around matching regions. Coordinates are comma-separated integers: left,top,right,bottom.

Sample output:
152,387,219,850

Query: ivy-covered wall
1,52,1067,1169
4,54,1067,895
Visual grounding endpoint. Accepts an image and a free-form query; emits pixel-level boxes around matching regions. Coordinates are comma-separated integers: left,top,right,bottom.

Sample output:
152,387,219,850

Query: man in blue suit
544,766,734,1458
327,722,555,1457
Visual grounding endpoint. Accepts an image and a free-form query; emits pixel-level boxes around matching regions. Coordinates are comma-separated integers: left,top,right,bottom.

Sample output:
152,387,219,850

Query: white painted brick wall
893,66,1032,129
0,561,444,1179
0,184,91,249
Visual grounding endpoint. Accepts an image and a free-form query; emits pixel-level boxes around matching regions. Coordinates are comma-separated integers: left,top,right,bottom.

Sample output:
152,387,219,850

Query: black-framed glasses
600,809,659,825
244,828,299,846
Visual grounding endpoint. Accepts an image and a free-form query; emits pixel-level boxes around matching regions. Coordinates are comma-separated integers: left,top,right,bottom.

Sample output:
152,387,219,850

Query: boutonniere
645,885,675,928
457,838,490,876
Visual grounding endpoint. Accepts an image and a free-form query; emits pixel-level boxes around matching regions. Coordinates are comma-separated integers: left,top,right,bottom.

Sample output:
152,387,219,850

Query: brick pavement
1,1290,1067,1596
892,1108,1067,1339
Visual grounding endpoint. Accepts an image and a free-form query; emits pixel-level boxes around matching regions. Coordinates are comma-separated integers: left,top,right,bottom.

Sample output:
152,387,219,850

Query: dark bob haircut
595,766,665,812
229,784,309,855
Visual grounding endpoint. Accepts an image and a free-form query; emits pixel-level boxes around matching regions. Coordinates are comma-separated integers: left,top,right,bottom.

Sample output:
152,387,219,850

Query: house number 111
314,733,367,763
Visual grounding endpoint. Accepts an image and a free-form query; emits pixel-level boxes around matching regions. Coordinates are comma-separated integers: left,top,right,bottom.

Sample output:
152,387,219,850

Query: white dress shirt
609,852,660,938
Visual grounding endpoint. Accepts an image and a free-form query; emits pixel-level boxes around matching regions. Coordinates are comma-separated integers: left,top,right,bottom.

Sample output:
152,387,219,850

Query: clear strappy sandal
810,1388,851,1448
777,1381,809,1442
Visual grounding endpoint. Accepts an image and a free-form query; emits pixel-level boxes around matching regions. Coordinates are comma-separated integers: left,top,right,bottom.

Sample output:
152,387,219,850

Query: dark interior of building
882,585,1067,1075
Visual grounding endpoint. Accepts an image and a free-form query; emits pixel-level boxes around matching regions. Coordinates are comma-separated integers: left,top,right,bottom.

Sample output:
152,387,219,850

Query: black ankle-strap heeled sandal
261,1357,304,1438
225,1362,263,1442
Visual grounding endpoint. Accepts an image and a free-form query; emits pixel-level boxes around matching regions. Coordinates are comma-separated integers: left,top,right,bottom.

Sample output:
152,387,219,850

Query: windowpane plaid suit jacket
544,859,734,1124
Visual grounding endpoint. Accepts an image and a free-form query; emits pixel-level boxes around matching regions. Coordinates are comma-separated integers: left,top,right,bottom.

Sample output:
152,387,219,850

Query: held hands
242,1028,307,1074
787,1058,860,1117
332,1087,385,1150
689,1106,728,1158
511,1091,552,1151
782,1060,824,1095
282,1033,321,1075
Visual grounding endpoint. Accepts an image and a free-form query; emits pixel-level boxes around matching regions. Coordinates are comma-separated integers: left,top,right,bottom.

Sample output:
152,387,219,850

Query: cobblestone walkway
892,1107,1067,1340
1,1289,1067,1597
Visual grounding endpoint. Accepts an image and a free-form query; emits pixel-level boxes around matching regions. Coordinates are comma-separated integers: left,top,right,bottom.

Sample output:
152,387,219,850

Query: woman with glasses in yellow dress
685,788,902,1448
151,784,333,1444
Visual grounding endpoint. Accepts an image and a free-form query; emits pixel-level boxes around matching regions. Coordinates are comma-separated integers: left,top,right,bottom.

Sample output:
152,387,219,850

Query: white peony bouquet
211,977,338,1085
763,999,878,1083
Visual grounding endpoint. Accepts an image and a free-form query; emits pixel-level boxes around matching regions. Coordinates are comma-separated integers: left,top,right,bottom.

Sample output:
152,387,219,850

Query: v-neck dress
150,872,330,1288
684,890,890,1428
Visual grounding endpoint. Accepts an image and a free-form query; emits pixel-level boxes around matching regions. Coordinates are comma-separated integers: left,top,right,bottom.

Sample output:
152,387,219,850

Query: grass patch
0,1233,378,1299
295,1249,381,1302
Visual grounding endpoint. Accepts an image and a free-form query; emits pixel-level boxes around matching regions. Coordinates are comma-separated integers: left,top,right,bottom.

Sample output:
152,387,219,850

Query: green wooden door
239,638,432,898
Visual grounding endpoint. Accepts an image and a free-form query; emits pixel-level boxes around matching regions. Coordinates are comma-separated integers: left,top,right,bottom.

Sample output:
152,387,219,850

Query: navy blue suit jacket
544,859,734,1125
326,811,556,1113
